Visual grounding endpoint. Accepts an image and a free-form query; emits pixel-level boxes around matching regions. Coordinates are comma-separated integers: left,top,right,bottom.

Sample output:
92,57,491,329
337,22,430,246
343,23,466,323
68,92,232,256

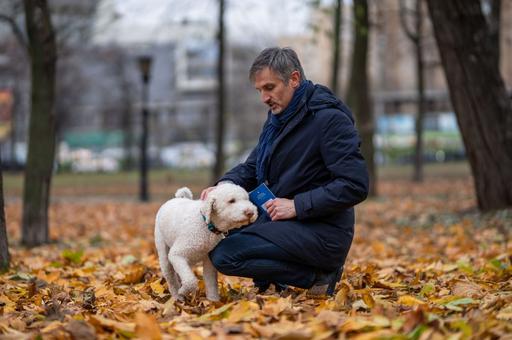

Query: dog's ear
202,194,216,224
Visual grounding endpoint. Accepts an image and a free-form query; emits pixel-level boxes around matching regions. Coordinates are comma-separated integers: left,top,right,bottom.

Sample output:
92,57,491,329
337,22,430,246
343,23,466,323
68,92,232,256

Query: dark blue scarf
256,80,309,184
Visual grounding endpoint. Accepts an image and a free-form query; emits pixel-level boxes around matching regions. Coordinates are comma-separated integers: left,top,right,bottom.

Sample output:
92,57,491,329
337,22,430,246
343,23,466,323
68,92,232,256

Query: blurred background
0,0,510,202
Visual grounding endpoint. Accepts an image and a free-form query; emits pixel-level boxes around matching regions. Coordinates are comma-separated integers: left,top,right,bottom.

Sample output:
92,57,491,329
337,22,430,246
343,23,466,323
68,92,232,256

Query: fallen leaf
135,312,162,340
398,295,426,306
150,279,166,296
226,300,259,323
496,306,512,321
120,263,146,284
451,280,483,298
64,320,97,340
88,315,135,334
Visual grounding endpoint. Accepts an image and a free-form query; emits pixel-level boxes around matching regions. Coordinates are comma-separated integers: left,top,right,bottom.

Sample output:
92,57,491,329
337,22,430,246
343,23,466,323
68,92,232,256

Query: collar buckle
202,214,225,236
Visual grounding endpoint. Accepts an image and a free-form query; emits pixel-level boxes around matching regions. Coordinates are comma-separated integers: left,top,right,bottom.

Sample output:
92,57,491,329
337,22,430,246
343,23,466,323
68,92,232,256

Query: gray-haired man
203,47,369,296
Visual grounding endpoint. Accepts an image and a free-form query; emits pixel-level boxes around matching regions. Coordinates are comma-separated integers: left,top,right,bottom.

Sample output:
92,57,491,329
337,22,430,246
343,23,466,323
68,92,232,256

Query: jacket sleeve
218,146,259,192
293,110,369,219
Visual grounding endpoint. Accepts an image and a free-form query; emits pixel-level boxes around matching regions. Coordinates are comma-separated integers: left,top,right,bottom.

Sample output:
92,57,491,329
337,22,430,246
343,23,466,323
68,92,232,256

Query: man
202,47,369,296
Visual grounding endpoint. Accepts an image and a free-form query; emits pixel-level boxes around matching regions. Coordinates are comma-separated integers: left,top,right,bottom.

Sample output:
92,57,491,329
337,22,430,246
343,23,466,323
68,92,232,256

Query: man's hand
201,181,234,200
200,187,216,200
265,198,296,221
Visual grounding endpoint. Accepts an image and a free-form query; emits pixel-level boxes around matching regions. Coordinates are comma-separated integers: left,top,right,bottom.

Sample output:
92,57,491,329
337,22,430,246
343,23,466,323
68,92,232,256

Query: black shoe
254,280,270,293
274,283,288,293
307,266,343,297
254,280,288,294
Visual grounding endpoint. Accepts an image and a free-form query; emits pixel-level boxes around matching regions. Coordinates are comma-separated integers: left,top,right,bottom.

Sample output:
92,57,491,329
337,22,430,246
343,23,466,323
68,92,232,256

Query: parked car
160,142,214,168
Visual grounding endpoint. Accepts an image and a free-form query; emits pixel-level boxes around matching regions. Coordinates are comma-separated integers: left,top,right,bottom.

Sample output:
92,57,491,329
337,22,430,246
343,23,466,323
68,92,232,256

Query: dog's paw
206,293,220,301
178,283,197,297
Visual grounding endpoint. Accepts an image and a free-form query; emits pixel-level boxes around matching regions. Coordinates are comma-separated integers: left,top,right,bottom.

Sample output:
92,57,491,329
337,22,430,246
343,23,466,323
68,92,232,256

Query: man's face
253,67,300,114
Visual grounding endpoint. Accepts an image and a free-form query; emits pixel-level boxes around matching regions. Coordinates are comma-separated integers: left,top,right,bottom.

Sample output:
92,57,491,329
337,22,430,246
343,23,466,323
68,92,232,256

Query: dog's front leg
202,256,220,301
168,253,198,299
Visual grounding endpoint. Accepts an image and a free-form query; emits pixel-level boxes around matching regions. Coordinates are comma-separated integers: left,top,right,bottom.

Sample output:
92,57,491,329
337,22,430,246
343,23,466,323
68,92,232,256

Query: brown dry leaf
0,295,16,314
197,302,235,321
334,281,351,309
361,289,375,309
261,295,293,318
0,325,31,340
340,316,390,333
251,320,312,339
88,315,135,333
226,300,260,323
8,318,26,332
120,263,146,284
451,280,484,298
401,307,425,333
134,312,162,340
139,299,162,312
351,329,396,340
496,306,512,321
40,320,65,334
2,177,511,338
314,310,346,328
64,320,97,340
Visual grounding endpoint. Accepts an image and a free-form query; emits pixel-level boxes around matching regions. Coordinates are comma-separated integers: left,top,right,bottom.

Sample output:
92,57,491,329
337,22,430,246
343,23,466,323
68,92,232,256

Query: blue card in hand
249,183,276,216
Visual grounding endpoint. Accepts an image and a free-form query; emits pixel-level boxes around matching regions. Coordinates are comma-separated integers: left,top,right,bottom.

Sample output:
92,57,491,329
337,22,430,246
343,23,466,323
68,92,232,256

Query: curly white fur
154,183,258,301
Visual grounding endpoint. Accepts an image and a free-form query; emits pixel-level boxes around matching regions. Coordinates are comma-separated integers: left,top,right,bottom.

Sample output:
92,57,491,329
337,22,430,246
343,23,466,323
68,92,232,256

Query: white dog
154,183,258,301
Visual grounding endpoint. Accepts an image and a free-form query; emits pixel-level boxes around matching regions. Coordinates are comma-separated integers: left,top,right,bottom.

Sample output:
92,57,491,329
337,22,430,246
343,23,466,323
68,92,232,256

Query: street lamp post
137,55,152,202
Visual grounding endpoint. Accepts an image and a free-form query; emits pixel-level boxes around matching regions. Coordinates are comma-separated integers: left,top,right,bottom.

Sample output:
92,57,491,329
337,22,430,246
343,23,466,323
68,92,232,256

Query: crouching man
201,47,369,296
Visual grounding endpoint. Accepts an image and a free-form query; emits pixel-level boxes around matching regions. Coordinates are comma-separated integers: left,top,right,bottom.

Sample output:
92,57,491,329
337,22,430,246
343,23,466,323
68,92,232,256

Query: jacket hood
305,82,355,124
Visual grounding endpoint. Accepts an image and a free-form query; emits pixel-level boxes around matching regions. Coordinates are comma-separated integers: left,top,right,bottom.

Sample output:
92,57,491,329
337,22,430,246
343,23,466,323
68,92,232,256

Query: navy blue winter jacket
219,83,369,270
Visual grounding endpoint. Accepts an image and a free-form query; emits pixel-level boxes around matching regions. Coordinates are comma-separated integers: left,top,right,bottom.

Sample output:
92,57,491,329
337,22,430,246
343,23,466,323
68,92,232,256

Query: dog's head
201,183,258,232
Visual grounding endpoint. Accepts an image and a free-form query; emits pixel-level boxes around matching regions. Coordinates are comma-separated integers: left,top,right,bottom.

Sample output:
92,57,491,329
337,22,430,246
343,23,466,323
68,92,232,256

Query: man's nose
261,93,270,103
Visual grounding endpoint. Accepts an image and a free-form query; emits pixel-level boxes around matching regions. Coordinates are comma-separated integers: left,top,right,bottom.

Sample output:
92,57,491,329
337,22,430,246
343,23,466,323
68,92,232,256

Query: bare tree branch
399,0,419,43
0,13,28,53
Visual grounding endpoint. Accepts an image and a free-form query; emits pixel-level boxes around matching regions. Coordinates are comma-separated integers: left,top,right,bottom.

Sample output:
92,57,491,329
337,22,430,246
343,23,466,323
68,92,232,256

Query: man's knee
209,245,238,275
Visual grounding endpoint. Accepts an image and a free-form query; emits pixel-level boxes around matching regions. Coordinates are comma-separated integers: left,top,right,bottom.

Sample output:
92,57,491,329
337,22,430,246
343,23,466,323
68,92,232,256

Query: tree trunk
330,0,342,95
413,0,425,182
119,58,135,171
399,0,426,182
212,0,226,183
139,80,149,202
22,0,57,246
427,0,512,211
0,154,9,272
346,0,377,196
487,0,501,67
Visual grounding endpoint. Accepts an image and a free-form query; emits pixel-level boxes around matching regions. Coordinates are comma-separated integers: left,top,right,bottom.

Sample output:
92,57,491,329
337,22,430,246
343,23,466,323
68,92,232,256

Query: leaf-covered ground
1,177,511,339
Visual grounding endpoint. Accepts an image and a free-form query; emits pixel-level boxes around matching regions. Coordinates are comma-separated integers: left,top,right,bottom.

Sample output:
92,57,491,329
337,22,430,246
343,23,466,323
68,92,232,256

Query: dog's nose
245,209,254,218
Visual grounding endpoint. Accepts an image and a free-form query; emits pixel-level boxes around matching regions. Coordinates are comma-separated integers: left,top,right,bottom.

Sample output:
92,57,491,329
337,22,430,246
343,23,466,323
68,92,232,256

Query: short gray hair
249,47,306,84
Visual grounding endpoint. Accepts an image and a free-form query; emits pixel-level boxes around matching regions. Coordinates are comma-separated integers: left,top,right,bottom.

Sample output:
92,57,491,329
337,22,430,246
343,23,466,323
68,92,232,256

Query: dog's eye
228,199,236,204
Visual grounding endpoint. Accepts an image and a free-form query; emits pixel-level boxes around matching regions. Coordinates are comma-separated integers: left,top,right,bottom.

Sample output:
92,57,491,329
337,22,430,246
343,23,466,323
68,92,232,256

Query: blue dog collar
201,214,223,235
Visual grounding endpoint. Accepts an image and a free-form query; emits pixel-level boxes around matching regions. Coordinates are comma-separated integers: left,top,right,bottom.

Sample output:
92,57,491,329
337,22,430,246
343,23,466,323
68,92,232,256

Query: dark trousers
208,232,317,289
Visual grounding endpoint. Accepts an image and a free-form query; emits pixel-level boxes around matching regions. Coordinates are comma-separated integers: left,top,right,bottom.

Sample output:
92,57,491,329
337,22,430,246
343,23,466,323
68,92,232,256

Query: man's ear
290,70,301,88
202,195,216,224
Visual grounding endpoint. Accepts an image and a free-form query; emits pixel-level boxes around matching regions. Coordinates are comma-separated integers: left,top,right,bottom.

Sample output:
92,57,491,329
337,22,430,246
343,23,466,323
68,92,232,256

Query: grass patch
3,161,471,201
377,161,470,180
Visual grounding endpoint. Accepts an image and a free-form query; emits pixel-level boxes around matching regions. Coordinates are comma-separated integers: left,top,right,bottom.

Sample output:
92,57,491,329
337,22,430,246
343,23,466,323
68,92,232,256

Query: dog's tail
175,187,193,199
